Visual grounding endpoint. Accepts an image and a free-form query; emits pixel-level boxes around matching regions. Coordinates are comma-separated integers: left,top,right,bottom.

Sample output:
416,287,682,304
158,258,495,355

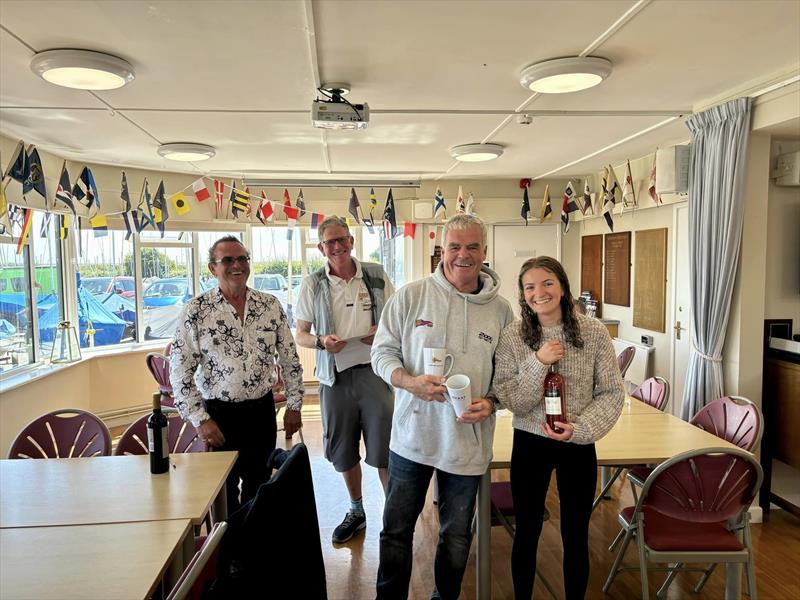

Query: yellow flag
153,207,163,223
89,213,108,229
170,192,191,216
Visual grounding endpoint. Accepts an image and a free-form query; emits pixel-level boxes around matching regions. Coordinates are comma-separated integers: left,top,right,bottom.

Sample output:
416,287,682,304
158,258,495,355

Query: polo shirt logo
415,319,433,328
478,332,493,343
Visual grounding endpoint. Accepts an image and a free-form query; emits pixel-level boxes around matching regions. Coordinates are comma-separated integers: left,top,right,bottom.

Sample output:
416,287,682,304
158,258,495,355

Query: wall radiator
612,337,654,388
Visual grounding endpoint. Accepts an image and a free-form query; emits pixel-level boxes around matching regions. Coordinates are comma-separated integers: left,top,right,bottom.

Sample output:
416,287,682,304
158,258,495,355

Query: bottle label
147,427,170,459
545,395,561,415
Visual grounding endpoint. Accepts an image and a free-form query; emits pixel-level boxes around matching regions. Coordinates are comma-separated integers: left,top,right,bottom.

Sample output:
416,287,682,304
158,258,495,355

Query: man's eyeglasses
320,236,351,249
212,255,251,265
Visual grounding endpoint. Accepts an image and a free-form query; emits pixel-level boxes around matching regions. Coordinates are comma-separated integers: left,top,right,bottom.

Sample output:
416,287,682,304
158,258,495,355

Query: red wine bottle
147,393,169,474
543,364,567,434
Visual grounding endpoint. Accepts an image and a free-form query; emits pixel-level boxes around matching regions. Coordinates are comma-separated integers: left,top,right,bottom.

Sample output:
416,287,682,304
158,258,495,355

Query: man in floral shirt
170,235,304,511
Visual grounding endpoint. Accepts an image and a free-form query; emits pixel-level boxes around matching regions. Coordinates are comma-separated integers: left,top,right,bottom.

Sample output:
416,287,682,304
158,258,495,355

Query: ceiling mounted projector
312,84,369,130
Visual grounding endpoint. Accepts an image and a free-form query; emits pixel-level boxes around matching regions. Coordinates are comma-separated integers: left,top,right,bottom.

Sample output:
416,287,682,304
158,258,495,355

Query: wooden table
1,519,192,600
475,406,744,600
0,451,237,529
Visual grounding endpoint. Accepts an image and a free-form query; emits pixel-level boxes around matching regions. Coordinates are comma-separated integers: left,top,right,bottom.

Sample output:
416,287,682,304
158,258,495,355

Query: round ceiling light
30,49,135,90
449,143,504,162
519,56,612,94
157,143,217,162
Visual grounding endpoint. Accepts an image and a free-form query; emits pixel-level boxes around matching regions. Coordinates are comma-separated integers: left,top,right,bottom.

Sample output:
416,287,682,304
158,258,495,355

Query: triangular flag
120,171,137,240
282,189,298,220
520,183,531,224
4,141,28,187
137,179,155,232
582,180,593,215
348,188,361,223
369,187,377,220
540,185,552,222
561,181,579,233
382,189,397,239
404,222,417,239
0,165,9,235
192,178,211,202
213,179,225,217
39,211,53,238
258,191,273,224
434,187,447,220
648,154,661,205
25,146,47,202
244,187,252,218
72,167,100,213
170,191,191,216
152,180,169,236
90,213,108,237
602,166,616,232
622,160,637,210
15,207,32,254
230,183,249,218
363,215,375,234
456,186,466,213
296,189,306,217
465,192,475,215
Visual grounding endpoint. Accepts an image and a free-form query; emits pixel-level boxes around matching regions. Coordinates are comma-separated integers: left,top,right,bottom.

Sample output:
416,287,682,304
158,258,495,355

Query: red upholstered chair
8,409,111,459
114,413,208,456
603,447,762,600
490,481,558,599
616,345,636,378
630,376,670,412
146,352,175,407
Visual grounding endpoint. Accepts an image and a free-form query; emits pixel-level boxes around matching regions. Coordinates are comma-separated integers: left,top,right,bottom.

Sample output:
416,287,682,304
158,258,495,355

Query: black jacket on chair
210,443,327,599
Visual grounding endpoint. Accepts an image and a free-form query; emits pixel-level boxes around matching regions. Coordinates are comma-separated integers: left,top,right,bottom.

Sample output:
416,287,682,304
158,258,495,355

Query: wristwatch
315,334,325,350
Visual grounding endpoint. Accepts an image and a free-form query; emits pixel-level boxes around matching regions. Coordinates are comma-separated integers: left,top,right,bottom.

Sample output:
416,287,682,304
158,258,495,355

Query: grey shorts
319,364,394,472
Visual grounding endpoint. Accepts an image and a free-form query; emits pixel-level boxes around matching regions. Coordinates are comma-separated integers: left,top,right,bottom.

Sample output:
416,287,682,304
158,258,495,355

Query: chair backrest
690,395,763,451
146,352,174,407
166,521,227,600
114,413,208,456
638,447,762,524
8,409,111,459
617,345,636,378
630,376,670,411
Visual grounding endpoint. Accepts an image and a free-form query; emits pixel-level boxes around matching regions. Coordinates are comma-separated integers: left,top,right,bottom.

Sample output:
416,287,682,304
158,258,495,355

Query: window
0,242,33,372
32,212,65,362
380,230,405,288
75,229,136,348
141,239,193,341
195,231,244,292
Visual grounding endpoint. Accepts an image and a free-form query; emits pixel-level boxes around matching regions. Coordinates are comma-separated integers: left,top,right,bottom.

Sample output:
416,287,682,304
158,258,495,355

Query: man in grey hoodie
371,213,514,600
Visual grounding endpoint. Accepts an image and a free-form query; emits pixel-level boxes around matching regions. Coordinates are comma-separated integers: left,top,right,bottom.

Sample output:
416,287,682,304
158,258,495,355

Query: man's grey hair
317,215,350,240
208,235,248,264
443,213,488,246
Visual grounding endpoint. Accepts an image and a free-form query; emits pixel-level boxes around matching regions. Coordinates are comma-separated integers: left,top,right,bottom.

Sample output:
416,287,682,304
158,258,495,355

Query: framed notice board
633,228,668,332
604,231,631,306
580,235,603,317
430,245,442,273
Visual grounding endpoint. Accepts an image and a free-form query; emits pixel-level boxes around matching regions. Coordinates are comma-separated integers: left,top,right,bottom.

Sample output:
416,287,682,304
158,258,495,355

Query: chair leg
656,563,683,598
603,526,634,593
745,521,757,600
635,523,650,600
537,569,559,600
629,478,641,503
608,527,625,552
693,563,718,593
592,467,624,511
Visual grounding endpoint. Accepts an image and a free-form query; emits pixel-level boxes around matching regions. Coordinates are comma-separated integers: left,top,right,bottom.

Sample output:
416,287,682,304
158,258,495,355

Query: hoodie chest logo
478,332,493,344
415,319,433,328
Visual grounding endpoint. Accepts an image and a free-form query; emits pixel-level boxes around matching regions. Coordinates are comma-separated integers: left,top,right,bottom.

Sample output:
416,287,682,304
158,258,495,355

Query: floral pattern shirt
170,287,304,426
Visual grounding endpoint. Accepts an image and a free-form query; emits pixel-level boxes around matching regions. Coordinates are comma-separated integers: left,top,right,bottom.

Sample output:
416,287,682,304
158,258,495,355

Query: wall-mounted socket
641,335,654,346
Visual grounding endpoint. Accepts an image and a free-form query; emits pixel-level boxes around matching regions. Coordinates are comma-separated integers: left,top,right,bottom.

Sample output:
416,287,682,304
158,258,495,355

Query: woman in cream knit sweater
494,256,624,600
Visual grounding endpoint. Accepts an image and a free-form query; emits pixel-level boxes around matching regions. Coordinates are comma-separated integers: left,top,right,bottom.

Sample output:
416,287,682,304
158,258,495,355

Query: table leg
601,466,612,499
212,485,229,523
164,530,193,592
476,471,491,600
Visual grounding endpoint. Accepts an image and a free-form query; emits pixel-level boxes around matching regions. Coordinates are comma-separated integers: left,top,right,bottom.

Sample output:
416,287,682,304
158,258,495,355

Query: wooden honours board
580,235,603,317
633,228,668,332
604,232,631,306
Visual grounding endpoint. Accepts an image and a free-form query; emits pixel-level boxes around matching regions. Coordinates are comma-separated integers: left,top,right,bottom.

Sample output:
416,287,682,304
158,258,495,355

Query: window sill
0,340,166,394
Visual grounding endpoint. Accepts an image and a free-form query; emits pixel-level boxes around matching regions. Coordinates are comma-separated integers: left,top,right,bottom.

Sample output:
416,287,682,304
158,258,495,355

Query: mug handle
443,354,454,377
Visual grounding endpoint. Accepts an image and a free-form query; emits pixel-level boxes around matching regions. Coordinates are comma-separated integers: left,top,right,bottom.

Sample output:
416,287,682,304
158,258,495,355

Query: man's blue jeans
376,451,481,600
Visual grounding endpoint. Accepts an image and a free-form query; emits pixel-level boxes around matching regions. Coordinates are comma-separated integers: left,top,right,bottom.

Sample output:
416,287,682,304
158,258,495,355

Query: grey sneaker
332,511,366,543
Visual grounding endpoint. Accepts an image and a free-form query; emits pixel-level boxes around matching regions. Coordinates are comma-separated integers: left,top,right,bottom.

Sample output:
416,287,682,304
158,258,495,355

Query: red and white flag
213,179,225,217
258,191,274,223
192,178,210,202
621,160,637,210
428,229,437,256
404,222,417,239
456,185,466,213
648,154,661,205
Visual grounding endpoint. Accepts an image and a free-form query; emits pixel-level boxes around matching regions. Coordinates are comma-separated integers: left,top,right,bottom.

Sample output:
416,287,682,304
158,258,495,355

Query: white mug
445,374,472,418
424,348,454,377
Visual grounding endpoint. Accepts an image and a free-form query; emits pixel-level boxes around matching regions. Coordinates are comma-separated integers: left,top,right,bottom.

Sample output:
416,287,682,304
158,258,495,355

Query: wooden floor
277,400,800,600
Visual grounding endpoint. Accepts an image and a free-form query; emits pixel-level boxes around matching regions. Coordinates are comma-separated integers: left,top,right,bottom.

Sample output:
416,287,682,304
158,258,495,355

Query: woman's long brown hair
518,256,584,350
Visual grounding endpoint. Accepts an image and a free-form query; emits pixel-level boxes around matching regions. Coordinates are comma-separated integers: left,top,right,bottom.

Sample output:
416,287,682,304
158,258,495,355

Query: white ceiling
1,0,798,182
